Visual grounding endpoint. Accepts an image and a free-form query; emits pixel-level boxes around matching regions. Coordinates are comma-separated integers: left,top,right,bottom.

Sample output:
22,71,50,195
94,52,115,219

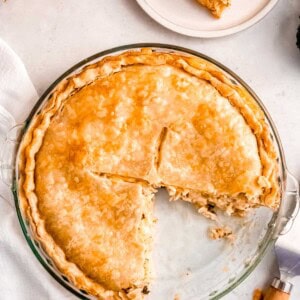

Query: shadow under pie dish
14,45,285,300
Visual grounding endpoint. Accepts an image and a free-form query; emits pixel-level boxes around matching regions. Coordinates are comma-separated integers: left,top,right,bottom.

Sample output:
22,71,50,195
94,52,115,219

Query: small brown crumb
141,213,145,219
253,288,264,300
122,287,131,294
142,286,150,295
209,226,234,241
207,203,215,212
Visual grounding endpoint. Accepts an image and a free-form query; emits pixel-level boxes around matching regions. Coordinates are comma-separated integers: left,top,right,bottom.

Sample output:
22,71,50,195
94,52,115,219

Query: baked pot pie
18,48,279,299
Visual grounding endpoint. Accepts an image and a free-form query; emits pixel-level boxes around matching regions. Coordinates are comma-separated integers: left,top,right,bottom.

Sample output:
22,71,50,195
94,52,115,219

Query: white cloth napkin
0,38,73,300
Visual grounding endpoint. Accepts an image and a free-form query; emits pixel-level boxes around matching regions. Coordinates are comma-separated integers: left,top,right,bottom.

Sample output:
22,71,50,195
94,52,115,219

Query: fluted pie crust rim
18,48,279,299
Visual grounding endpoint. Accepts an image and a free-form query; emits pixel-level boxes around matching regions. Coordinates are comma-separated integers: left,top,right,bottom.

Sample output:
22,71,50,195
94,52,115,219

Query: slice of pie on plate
19,48,279,299
196,0,231,18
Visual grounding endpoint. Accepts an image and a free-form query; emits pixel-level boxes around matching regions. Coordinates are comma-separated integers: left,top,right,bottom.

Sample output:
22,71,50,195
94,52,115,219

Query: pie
18,48,279,299
196,0,231,18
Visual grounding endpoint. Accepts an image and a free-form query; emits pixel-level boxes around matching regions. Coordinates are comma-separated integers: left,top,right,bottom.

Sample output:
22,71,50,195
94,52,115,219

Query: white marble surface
0,0,299,299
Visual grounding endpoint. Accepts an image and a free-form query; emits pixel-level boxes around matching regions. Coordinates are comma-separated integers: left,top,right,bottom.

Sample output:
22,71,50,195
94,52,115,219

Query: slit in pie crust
19,48,279,299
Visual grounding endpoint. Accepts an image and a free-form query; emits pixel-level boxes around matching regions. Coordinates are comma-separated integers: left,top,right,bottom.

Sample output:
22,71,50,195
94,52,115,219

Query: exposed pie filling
19,49,279,299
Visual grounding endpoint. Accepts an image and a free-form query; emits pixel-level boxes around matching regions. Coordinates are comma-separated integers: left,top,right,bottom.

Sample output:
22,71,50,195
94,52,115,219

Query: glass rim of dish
12,43,289,299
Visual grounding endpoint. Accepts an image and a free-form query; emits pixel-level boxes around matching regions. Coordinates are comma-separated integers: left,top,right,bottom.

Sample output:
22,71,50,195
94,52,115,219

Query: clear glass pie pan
0,43,299,300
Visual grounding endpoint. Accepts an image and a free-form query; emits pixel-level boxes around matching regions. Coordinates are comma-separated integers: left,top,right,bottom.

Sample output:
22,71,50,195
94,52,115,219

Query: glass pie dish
0,44,299,300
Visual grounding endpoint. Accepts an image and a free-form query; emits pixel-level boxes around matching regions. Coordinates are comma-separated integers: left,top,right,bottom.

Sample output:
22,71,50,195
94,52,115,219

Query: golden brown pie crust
196,0,231,18
18,48,279,299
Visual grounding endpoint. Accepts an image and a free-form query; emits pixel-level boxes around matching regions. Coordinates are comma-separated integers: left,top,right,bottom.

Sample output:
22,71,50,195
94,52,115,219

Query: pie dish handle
273,171,300,237
0,106,24,187
264,172,299,300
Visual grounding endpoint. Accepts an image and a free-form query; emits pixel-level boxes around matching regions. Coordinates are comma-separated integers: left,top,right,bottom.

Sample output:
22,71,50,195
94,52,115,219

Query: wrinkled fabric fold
0,38,72,300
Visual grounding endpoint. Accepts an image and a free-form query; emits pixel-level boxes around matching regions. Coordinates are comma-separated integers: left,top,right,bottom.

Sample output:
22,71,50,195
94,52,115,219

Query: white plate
136,0,279,38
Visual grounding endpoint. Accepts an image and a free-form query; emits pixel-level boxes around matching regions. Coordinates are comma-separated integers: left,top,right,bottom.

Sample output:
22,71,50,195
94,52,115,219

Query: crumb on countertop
174,293,180,300
222,265,229,272
209,226,234,241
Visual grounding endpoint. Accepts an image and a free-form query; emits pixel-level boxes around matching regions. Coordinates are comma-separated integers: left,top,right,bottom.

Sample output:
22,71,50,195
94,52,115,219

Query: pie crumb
209,226,234,241
198,206,217,221
222,265,229,272
174,293,181,300
253,288,264,300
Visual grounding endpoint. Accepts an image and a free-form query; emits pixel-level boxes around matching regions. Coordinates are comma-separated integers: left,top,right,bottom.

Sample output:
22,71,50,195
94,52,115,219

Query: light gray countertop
0,0,299,299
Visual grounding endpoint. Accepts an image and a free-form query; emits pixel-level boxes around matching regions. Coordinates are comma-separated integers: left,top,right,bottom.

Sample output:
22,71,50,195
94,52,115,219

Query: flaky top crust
18,48,279,299
196,0,231,18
